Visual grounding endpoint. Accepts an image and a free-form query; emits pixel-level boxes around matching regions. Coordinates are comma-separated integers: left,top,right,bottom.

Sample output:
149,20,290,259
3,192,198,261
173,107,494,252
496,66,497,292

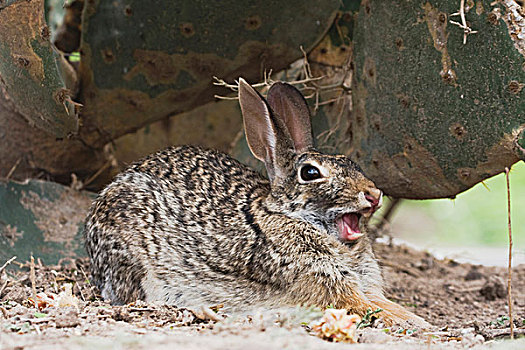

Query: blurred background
376,162,525,267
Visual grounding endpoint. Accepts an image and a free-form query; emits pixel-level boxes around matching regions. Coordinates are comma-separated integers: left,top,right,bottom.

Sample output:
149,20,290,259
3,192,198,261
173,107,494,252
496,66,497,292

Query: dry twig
214,44,354,153
373,198,402,234
5,158,22,180
450,0,478,44
0,306,8,318
213,45,329,102
0,280,8,299
30,255,37,301
0,256,17,275
0,256,16,299
128,307,156,312
315,94,346,145
78,264,91,285
75,278,86,302
504,167,514,339
482,328,525,339
82,161,111,189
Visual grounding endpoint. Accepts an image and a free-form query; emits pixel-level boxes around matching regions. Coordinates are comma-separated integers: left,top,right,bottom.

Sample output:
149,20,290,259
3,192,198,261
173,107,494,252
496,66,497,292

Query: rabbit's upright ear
266,82,314,153
238,78,293,181
238,78,273,163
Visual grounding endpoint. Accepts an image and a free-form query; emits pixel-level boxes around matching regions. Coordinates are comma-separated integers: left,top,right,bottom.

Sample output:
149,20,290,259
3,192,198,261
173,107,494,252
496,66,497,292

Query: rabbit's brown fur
84,79,429,327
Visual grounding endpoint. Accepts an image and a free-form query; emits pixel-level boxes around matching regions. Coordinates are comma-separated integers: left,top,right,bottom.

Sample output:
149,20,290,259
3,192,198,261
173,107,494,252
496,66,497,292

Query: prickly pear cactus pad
351,0,525,199
78,0,339,147
0,180,92,264
0,0,77,137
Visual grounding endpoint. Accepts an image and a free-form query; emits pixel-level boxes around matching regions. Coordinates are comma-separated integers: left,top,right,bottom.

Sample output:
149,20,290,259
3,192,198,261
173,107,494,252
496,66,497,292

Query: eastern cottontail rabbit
84,79,428,327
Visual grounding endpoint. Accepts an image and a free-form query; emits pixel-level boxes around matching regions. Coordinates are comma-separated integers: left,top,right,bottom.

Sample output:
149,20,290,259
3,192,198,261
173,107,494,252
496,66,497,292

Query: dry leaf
310,308,360,343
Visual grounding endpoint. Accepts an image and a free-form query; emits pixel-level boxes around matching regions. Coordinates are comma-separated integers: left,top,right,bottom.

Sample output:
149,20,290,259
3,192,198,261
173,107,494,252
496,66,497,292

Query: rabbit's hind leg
89,232,148,305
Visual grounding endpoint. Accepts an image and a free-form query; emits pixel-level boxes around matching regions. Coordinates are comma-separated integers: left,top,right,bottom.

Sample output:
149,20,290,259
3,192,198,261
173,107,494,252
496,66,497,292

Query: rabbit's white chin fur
286,209,366,243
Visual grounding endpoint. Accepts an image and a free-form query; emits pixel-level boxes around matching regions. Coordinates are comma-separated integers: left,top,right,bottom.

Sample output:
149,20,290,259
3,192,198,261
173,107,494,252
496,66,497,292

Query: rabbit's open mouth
336,213,363,241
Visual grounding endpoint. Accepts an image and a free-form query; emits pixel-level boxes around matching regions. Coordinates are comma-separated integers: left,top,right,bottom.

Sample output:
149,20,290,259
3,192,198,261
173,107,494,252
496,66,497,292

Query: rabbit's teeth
336,213,364,241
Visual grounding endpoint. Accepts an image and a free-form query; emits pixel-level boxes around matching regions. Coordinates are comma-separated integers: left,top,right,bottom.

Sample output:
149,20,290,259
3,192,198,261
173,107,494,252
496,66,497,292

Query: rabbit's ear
266,82,314,153
238,78,292,181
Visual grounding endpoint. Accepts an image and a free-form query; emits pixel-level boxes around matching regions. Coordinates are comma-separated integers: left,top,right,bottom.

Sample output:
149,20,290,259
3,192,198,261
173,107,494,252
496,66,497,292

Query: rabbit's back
84,145,271,306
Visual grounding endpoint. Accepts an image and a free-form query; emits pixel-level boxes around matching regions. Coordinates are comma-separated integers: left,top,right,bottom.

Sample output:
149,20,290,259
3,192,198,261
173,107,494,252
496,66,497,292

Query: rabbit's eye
300,165,322,181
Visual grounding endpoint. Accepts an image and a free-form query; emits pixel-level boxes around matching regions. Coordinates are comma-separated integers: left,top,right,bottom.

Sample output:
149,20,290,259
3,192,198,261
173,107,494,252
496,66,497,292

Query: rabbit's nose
365,188,382,213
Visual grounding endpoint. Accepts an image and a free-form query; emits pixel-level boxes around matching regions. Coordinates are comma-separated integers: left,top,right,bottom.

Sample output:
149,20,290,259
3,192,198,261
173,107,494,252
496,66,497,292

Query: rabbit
84,78,429,328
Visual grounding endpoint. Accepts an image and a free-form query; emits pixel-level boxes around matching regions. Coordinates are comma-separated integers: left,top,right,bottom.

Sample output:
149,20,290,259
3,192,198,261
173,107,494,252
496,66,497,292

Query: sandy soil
0,242,523,349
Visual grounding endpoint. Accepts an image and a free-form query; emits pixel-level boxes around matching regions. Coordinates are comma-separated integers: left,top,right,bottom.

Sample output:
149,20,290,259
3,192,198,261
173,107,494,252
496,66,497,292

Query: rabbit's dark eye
300,165,321,181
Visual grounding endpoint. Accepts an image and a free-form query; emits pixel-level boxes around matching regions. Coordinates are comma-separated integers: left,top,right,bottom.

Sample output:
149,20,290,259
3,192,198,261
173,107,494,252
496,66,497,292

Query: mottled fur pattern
84,80,429,327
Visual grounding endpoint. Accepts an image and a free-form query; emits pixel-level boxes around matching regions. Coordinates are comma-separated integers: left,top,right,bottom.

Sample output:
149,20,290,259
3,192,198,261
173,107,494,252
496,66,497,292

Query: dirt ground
0,242,523,349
